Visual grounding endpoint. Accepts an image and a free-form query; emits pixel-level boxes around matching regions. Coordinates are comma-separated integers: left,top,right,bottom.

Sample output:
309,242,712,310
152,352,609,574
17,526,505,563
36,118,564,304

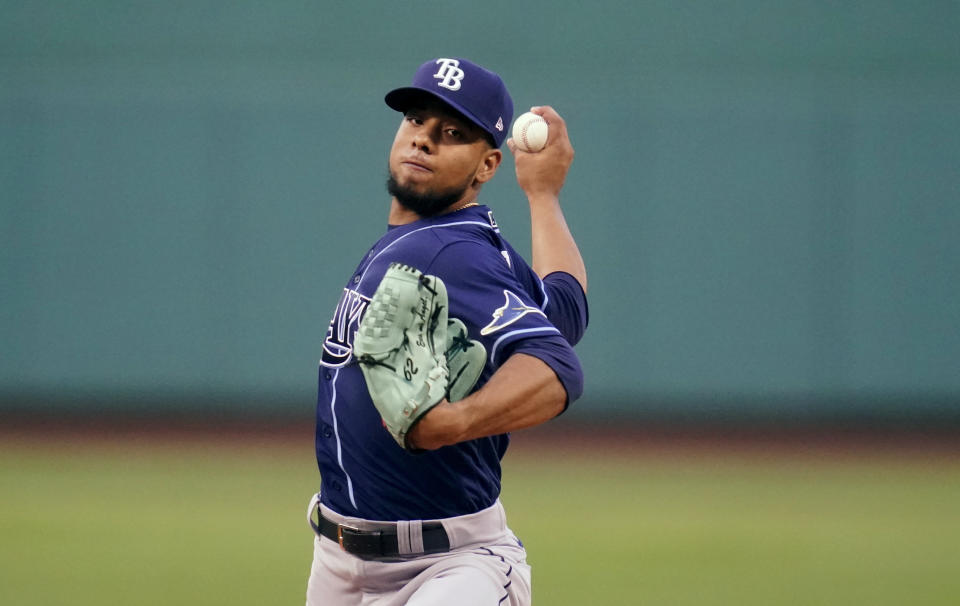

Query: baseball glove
354,262,450,449
444,317,485,402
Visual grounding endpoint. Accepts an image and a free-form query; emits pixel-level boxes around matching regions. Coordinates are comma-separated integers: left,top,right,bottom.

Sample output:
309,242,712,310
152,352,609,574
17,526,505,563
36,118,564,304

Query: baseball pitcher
306,57,588,606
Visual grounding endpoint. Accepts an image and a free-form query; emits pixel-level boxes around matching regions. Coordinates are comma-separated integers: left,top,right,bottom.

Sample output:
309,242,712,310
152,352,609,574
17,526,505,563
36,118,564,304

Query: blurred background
2,1,959,426
2,2,959,605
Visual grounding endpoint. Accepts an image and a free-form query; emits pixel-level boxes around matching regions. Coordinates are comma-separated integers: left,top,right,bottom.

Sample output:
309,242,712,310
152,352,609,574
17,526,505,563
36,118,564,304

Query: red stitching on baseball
519,116,545,152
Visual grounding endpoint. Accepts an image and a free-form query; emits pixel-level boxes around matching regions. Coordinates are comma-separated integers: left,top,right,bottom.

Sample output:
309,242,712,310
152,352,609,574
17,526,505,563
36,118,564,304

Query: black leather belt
315,511,450,558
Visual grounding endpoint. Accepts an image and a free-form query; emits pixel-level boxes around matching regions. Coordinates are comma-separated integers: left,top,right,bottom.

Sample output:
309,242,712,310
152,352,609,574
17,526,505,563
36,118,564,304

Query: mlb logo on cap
385,57,514,148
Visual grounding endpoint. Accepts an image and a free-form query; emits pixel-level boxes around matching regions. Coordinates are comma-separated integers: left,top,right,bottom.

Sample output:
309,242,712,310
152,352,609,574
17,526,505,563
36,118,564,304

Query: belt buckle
336,523,361,551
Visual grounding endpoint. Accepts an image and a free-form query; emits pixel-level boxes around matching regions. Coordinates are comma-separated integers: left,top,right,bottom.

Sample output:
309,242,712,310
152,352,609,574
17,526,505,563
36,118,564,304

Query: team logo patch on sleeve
480,290,546,336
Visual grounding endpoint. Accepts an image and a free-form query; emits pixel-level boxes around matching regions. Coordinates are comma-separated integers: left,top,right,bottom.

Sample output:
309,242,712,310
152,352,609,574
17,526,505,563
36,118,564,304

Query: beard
386,169,473,217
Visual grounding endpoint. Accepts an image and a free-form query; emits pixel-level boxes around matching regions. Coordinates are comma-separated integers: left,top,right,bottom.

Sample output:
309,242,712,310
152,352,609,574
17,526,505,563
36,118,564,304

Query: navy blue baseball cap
385,57,514,148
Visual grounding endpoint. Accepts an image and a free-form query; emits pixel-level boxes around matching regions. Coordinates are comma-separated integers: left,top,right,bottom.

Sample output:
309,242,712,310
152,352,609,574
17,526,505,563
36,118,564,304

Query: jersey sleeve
541,271,589,346
503,333,584,409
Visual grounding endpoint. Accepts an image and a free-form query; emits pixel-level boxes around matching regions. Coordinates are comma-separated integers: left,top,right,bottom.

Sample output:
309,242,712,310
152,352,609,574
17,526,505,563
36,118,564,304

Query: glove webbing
354,298,446,371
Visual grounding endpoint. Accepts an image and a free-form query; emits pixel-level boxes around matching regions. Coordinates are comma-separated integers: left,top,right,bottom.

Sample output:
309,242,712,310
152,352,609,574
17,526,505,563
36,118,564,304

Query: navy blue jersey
315,205,587,521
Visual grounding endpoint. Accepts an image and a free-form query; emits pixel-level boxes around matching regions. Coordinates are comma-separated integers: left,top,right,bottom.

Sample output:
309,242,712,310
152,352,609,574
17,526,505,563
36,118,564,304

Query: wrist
527,192,560,210
526,192,561,207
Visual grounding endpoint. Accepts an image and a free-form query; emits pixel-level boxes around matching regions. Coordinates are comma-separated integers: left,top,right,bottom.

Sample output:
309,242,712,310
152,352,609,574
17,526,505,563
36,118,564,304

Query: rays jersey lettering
321,288,371,367
481,290,546,336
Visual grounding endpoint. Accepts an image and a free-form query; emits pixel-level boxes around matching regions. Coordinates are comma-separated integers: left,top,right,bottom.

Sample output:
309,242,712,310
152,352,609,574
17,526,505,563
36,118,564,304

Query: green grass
503,452,960,605
2,435,958,605
0,437,319,605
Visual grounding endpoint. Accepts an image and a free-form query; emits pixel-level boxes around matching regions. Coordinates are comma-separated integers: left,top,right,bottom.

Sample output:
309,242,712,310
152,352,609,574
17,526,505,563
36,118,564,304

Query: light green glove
354,262,449,450
444,318,486,402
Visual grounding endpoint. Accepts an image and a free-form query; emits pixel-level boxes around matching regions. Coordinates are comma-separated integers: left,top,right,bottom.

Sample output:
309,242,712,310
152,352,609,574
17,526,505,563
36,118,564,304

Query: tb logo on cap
433,58,465,91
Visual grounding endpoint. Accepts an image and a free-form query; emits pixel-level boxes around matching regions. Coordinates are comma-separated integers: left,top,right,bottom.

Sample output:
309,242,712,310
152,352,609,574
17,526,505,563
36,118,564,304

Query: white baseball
512,112,548,152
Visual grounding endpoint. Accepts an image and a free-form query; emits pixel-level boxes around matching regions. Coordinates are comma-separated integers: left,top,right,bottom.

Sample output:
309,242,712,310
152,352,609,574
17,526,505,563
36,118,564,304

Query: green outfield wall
2,2,958,421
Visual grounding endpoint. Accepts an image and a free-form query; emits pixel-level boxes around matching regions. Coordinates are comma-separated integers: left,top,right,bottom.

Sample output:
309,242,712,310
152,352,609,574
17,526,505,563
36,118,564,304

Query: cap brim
384,87,498,147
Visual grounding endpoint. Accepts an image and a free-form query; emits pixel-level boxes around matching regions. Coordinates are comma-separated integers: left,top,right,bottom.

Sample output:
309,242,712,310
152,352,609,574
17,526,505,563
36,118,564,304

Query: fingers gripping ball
512,111,548,152
444,318,486,402
354,263,449,449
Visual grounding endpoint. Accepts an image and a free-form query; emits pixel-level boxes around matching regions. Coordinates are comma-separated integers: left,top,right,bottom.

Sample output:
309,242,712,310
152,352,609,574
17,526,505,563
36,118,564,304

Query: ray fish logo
480,290,546,336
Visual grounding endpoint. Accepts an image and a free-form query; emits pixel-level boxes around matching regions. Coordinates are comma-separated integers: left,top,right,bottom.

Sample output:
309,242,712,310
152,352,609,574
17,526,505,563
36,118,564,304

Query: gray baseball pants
304,494,532,605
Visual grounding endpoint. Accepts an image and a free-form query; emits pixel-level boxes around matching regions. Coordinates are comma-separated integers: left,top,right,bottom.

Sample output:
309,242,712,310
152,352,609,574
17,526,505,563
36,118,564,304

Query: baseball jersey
315,204,588,521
